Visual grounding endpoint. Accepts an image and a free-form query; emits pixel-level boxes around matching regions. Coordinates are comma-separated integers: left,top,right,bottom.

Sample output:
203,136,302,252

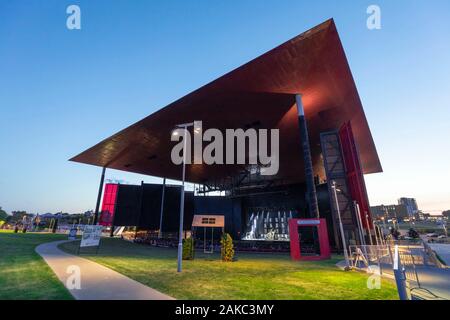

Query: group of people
13,214,41,233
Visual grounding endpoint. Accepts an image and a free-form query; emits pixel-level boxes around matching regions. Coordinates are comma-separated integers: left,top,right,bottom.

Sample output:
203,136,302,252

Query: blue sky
1,0,449,215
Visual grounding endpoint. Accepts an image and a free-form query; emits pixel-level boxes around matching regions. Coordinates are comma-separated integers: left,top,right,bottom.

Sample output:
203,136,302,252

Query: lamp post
381,216,387,235
363,211,373,246
331,181,350,270
158,178,166,239
353,201,366,246
175,124,189,273
372,219,380,246
173,122,199,273
391,217,397,234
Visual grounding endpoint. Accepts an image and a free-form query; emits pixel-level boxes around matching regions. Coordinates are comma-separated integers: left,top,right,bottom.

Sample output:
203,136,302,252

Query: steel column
296,94,319,218
353,201,366,246
158,178,166,238
93,167,106,225
177,128,188,273
332,181,350,270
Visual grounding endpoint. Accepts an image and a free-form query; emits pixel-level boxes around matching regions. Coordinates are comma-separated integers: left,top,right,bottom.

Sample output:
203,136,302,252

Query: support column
296,94,320,218
158,178,166,238
135,181,144,240
93,167,106,225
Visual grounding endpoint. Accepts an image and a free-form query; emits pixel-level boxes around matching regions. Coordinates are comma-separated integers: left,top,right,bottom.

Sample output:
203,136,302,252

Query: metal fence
349,240,447,300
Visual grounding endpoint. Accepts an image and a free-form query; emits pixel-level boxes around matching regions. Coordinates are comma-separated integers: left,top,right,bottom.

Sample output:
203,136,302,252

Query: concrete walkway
36,240,174,300
428,243,450,265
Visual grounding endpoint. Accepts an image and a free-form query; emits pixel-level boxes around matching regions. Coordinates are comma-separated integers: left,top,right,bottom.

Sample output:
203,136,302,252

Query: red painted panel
339,122,372,229
70,19,382,185
99,183,118,226
289,218,331,261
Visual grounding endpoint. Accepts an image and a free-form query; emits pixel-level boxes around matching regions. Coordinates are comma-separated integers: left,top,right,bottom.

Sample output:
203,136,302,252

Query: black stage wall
113,184,194,232
111,182,335,245
193,196,242,239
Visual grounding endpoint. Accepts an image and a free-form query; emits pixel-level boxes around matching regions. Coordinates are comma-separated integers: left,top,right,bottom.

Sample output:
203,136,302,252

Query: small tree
390,227,400,240
220,233,235,262
408,228,420,239
182,237,195,260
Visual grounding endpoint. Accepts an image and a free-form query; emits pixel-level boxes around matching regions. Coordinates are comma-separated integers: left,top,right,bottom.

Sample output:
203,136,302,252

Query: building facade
370,204,409,221
398,198,419,218
72,20,382,250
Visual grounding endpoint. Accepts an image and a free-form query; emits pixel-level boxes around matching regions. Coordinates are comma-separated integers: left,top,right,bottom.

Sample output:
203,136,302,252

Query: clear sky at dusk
1,0,449,215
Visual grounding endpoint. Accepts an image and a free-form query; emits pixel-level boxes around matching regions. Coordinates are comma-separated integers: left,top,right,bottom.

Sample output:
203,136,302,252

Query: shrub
220,233,235,262
408,228,420,239
182,237,195,260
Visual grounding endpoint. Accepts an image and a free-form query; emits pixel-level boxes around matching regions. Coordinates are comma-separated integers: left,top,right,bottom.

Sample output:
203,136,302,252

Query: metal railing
349,240,447,300
423,241,447,268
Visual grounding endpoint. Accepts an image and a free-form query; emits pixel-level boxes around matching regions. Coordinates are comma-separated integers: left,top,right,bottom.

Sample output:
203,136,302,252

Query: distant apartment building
370,204,409,221
443,210,450,219
398,197,419,218
417,211,431,220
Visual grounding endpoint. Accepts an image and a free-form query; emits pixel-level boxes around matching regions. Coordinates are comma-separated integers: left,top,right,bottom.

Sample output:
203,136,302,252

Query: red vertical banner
99,183,118,226
339,122,372,229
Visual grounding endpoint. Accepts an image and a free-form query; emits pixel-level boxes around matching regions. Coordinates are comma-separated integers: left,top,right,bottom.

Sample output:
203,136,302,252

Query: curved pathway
36,240,174,300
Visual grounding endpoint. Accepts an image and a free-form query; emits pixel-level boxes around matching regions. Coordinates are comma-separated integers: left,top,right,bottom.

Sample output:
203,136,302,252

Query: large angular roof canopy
71,19,382,185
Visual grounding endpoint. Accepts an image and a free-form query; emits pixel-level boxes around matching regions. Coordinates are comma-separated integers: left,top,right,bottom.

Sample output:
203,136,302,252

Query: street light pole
382,216,387,235
353,201,366,246
365,212,373,246
159,178,166,239
373,219,380,246
331,181,350,270
177,126,189,273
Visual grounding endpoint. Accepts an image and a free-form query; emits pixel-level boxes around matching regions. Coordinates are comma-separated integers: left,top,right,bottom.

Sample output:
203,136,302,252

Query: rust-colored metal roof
70,19,382,185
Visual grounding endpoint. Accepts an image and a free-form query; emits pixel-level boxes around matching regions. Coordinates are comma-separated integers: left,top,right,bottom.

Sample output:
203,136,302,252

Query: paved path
428,243,450,265
36,240,174,300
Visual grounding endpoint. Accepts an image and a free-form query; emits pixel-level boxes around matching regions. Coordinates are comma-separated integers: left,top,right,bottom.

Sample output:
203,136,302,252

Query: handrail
422,241,448,268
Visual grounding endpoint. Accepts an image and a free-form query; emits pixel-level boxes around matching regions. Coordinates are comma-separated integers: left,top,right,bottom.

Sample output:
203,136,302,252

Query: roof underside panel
70,19,382,184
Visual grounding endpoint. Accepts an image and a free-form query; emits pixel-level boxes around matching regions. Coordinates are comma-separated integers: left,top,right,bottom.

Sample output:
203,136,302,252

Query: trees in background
0,207,8,221
0,207,7,227
10,211,29,223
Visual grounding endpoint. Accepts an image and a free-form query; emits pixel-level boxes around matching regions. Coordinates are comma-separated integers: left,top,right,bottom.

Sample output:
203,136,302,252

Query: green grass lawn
0,230,73,300
60,238,398,300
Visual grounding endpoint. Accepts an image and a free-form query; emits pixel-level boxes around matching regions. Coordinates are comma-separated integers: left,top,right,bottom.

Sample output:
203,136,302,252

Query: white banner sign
80,225,103,247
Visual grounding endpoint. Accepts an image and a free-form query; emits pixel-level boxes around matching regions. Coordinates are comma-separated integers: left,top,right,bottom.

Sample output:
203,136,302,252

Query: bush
220,233,235,262
408,228,420,239
182,237,195,260
390,227,400,240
